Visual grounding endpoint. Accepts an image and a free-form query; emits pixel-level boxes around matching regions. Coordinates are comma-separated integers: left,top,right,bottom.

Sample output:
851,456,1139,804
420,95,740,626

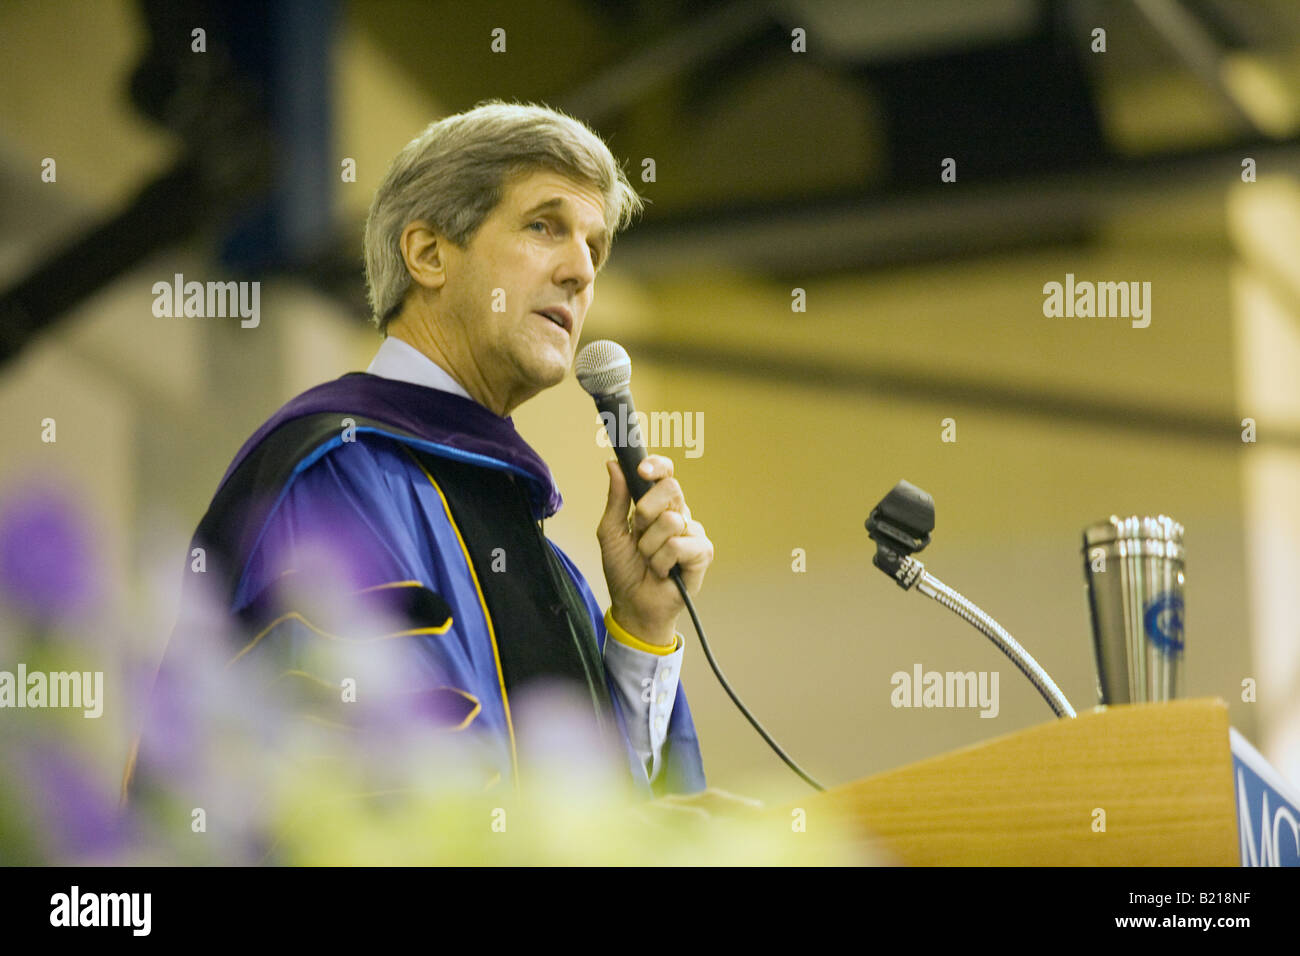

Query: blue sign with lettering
1231,728,1300,866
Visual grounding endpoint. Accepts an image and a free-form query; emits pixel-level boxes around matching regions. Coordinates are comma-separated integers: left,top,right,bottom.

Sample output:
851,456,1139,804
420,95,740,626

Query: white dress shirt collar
366,335,474,402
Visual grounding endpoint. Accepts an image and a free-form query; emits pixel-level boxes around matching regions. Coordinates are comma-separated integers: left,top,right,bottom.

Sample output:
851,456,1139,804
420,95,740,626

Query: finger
685,790,765,818
636,455,674,482
636,509,689,561
598,459,632,538
631,477,686,536
701,787,765,809
648,533,712,580
643,800,710,822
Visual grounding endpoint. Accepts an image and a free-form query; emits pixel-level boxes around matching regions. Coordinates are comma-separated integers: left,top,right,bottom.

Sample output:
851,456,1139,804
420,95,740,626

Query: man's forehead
506,172,607,227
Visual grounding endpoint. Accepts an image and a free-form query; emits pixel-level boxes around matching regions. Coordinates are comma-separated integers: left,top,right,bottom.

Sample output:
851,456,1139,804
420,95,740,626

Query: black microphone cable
578,338,825,792
668,566,825,792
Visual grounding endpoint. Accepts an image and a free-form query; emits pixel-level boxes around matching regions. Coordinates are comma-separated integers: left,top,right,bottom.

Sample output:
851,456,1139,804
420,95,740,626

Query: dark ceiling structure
3,0,1299,366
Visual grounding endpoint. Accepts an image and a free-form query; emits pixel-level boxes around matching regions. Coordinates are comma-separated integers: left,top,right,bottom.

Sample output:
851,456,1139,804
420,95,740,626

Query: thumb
599,459,631,537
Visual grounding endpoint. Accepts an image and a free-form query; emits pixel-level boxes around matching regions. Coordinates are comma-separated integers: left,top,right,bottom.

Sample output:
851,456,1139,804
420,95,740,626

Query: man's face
440,169,609,411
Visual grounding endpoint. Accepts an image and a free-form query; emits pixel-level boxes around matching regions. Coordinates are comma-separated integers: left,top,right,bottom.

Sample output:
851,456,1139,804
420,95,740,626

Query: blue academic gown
161,372,706,799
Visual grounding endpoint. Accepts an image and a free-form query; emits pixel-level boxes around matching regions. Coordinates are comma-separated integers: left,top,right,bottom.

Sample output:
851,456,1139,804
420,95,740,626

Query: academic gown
132,372,706,802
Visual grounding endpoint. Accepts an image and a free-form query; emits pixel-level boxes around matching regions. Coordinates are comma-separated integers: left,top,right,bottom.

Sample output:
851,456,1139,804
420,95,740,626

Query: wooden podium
795,698,1242,865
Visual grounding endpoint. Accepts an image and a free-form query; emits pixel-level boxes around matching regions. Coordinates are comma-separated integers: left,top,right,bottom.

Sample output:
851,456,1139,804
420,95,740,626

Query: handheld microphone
575,339,826,792
575,339,655,502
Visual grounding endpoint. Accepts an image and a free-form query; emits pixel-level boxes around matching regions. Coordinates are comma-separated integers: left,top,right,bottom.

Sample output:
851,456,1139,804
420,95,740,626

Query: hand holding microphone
577,341,714,648
578,341,825,790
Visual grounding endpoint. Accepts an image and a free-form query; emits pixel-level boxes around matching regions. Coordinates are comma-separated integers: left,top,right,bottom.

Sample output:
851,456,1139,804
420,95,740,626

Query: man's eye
528,221,548,233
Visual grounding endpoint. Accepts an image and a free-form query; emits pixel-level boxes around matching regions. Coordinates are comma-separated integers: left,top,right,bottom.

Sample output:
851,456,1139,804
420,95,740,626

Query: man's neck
386,312,517,417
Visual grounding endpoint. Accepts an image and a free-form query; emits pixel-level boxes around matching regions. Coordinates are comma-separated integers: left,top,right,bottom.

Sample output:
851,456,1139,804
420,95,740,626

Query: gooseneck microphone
866,480,1076,719
576,340,826,792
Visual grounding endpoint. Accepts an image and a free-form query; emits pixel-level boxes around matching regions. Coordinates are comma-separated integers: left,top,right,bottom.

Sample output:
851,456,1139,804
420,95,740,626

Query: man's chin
526,351,571,391
538,362,569,390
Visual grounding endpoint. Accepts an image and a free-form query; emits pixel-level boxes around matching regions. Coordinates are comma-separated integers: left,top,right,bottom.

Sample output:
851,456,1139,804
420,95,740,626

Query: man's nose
556,237,596,290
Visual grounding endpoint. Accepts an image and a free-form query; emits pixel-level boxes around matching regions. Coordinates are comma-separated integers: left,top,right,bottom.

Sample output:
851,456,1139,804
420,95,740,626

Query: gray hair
363,99,644,332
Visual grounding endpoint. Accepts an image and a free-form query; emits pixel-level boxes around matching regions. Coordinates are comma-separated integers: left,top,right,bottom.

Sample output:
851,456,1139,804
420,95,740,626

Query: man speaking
134,101,713,803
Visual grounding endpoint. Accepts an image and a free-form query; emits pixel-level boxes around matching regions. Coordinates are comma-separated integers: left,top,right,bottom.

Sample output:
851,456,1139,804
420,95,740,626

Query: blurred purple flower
134,657,200,776
22,740,131,863
0,481,100,624
510,679,628,781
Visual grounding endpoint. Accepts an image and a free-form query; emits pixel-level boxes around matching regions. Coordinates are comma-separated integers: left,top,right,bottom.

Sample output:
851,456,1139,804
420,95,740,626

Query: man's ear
399,220,448,292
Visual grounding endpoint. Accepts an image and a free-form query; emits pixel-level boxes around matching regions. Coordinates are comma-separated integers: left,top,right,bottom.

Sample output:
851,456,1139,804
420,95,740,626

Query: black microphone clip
865,480,935,588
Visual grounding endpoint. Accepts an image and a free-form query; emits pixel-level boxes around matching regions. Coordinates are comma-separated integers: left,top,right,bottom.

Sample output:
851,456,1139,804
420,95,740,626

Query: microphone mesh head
575,340,631,397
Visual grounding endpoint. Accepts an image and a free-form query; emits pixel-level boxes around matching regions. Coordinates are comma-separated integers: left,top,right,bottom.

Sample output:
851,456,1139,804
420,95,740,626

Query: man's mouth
533,306,573,334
